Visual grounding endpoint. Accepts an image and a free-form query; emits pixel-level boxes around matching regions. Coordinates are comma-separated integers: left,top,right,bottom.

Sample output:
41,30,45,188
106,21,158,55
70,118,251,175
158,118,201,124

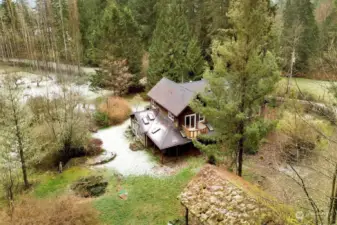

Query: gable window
168,112,175,121
199,114,205,122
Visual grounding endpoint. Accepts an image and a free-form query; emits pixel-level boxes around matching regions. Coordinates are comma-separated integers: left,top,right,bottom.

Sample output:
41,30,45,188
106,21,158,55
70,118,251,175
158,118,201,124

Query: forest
0,0,337,224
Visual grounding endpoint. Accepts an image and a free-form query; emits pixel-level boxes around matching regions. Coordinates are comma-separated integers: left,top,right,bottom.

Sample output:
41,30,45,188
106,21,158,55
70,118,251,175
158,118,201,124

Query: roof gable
147,78,207,117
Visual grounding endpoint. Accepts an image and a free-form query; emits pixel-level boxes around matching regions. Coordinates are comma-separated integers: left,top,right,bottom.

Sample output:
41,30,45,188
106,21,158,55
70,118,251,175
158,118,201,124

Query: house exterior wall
178,107,207,129
150,98,179,127
131,117,146,145
150,98,206,130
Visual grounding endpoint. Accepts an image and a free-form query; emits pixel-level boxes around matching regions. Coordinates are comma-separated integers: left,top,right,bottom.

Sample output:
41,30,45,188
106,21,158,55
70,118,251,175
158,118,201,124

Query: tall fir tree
184,0,230,62
99,1,143,74
147,0,204,88
78,0,107,65
281,0,319,73
192,0,280,177
320,0,337,50
127,0,157,48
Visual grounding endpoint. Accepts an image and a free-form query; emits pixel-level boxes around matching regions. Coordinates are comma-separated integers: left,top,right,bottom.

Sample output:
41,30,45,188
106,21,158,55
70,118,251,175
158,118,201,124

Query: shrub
96,97,131,126
294,90,317,102
26,96,46,122
278,112,331,162
86,138,103,156
0,196,100,225
71,176,108,198
93,111,110,128
207,155,217,165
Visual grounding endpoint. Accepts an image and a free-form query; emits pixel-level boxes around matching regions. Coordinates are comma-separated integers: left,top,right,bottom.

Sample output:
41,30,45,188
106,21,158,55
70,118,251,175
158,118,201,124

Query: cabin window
168,112,175,121
199,114,205,122
185,114,196,129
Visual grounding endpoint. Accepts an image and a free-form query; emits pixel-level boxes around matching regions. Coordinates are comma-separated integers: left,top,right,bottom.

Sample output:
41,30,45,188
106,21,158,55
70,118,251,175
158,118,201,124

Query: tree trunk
328,164,337,225
286,49,295,94
237,76,246,177
237,125,244,177
9,87,29,189
15,119,29,189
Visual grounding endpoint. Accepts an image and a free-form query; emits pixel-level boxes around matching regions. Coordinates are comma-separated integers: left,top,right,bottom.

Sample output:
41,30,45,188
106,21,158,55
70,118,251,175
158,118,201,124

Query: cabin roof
132,109,191,150
179,165,294,225
147,78,207,117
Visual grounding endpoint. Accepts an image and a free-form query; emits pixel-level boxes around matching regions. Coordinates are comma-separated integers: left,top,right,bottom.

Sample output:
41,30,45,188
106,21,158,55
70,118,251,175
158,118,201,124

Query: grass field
278,77,334,102
27,157,204,225
94,168,196,225
33,167,93,198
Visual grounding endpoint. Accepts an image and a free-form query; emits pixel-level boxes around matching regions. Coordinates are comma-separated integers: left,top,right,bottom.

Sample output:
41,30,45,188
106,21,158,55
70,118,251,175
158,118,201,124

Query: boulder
88,151,116,166
71,175,108,197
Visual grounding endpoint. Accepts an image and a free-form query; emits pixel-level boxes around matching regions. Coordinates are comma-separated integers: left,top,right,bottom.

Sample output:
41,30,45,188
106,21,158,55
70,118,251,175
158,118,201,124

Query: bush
207,155,217,165
96,97,131,126
71,176,108,198
0,196,100,225
93,111,110,128
278,112,331,162
294,90,317,102
86,138,103,156
26,96,46,123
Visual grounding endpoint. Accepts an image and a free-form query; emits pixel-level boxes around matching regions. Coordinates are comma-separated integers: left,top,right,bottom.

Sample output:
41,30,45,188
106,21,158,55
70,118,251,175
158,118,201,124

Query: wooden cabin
130,78,214,155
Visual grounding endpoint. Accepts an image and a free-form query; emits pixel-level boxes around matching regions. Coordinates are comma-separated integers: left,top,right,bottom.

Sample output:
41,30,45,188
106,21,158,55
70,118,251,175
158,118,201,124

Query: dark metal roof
133,109,191,150
147,78,207,117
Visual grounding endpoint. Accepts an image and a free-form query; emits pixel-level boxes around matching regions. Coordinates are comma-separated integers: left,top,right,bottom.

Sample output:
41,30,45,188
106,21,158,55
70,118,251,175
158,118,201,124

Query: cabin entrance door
185,114,196,130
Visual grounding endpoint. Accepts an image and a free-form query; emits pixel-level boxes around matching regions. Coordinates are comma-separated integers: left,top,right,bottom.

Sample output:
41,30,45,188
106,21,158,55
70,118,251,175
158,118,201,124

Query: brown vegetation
91,58,133,96
0,196,100,225
97,97,131,126
86,138,103,156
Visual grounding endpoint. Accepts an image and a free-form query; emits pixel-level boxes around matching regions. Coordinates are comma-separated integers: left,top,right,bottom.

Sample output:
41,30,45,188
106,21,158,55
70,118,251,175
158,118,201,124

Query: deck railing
182,123,208,139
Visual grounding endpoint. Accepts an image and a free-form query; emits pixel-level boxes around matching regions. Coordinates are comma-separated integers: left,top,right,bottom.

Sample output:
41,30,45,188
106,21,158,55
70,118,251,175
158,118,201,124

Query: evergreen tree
281,0,319,73
127,0,157,48
192,0,280,177
99,1,143,74
320,0,337,50
79,0,107,65
147,0,204,88
184,0,230,61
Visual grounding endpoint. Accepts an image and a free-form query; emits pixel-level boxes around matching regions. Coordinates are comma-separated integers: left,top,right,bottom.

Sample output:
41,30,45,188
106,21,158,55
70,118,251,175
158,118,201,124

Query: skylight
142,117,149,125
148,113,155,121
152,127,160,134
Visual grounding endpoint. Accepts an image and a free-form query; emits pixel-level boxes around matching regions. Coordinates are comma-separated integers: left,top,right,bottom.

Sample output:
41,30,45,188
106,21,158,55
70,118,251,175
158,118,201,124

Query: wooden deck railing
182,123,208,139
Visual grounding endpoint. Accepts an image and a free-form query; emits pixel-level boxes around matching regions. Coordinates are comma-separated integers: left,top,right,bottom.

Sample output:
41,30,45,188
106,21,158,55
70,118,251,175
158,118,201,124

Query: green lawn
93,168,195,225
29,157,204,225
278,77,334,102
33,167,92,198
